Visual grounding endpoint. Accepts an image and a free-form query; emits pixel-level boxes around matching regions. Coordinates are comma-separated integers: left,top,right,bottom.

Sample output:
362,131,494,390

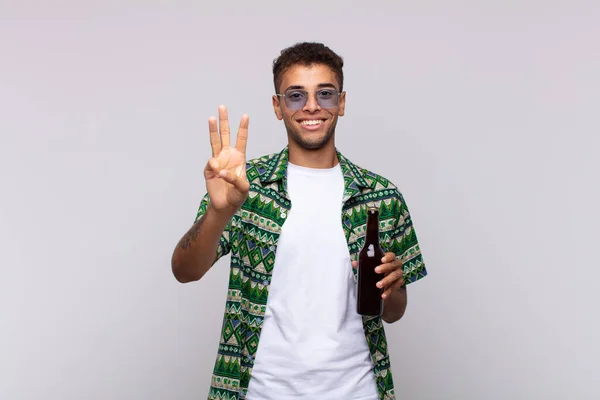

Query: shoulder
346,155,403,196
244,150,281,184
246,151,278,170
362,166,399,191
349,161,417,233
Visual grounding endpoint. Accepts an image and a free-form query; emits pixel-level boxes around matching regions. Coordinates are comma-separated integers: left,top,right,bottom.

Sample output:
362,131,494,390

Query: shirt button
269,245,275,251
280,212,287,218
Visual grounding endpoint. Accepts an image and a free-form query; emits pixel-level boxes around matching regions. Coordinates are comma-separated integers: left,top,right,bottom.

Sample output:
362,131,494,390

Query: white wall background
1,1,599,399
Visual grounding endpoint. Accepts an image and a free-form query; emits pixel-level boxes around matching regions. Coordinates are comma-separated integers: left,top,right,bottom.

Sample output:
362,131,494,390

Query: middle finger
375,260,400,274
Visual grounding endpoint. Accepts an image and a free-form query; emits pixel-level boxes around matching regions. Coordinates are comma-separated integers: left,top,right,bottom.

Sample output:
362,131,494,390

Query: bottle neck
365,209,380,244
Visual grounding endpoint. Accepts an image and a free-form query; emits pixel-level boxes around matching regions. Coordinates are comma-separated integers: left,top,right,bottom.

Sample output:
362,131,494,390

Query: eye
318,89,335,98
286,90,305,102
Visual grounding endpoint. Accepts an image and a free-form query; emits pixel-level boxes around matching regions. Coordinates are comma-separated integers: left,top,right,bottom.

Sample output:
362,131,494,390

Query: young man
171,42,427,400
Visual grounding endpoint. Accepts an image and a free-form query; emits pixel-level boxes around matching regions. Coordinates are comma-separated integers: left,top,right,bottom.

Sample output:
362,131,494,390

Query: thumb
219,169,250,194
218,169,238,184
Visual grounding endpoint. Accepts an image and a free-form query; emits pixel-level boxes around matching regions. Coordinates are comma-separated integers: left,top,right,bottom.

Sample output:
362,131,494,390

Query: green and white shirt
195,146,427,400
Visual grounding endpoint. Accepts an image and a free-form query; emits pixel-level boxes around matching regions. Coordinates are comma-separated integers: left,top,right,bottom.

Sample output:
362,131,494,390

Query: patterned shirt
194,146,427,400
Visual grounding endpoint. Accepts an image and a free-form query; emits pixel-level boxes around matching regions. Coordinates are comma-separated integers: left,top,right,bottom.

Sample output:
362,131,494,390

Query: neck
287,141,339,169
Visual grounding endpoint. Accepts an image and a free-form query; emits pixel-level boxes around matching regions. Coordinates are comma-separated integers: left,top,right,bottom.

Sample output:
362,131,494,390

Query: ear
272,95,283,120
338,91,346,117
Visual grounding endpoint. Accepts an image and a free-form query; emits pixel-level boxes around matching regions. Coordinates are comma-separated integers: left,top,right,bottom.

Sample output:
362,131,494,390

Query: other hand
352,252,404,299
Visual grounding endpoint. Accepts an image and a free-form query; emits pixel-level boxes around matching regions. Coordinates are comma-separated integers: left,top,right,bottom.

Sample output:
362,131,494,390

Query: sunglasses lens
284,90,306,110
316,89,338,108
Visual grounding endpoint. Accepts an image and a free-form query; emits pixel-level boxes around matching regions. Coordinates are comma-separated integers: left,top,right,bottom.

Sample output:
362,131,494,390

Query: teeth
300,120,323,126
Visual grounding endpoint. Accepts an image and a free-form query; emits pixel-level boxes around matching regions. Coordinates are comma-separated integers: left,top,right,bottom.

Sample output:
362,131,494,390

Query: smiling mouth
299,119,325,129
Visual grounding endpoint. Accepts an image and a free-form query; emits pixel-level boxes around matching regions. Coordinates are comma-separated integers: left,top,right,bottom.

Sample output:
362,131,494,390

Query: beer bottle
357,206,385,316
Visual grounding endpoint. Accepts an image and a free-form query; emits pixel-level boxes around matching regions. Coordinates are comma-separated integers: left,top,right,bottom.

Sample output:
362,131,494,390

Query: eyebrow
284,83,338,92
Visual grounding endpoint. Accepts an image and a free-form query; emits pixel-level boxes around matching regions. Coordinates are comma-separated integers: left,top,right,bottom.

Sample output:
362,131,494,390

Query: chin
286,121,336,151
291,130,334,150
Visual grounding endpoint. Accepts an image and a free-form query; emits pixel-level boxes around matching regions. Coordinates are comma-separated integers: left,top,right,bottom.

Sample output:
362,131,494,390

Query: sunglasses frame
275,88,342,110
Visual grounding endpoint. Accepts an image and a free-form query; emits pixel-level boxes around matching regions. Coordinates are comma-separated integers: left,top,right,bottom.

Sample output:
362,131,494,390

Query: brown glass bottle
357,207,385,316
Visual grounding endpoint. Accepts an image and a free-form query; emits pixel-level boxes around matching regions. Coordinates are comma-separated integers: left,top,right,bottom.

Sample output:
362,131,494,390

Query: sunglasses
276,88,341,110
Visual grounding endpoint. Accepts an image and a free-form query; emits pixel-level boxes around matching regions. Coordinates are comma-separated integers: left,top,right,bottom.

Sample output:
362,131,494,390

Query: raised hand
203,105,250,216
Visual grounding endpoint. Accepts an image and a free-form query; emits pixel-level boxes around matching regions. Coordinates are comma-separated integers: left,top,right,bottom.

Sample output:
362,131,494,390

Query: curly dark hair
272,42,344,93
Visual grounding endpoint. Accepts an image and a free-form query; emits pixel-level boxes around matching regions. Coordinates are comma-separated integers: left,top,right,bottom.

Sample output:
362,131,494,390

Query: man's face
272,63,346,151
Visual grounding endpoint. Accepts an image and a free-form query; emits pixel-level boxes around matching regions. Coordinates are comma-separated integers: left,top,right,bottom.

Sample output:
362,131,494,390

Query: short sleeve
194,192,232,264
386,191,428,284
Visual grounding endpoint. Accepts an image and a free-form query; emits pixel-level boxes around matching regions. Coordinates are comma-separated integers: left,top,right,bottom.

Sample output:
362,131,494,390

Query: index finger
208,116,220,157
235,114,249,154
381,252,397,264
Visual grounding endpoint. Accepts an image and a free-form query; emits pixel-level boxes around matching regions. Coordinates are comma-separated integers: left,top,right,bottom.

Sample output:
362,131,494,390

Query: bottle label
367,244,375,257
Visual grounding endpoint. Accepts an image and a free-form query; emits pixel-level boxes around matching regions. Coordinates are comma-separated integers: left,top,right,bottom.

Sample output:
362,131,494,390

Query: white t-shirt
245,162,379,400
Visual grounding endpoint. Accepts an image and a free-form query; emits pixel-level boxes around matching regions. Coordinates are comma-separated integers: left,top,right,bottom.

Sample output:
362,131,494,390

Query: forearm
382,286,407,323
171,204,232,283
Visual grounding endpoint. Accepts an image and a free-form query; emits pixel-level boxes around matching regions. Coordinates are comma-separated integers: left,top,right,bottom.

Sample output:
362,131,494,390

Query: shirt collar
257,145,369,189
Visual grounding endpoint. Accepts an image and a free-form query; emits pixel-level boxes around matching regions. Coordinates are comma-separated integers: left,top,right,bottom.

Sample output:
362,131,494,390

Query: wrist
206,202,236,225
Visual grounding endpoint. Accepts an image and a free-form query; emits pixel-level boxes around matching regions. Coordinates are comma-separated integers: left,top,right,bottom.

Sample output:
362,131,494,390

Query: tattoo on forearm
178,215,206,250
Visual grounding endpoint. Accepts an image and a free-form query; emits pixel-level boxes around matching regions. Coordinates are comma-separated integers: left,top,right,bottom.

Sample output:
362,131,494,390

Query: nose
302,92,321,112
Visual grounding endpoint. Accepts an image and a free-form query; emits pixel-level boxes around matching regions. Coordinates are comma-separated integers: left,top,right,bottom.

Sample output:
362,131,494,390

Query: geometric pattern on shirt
194,146,427,400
